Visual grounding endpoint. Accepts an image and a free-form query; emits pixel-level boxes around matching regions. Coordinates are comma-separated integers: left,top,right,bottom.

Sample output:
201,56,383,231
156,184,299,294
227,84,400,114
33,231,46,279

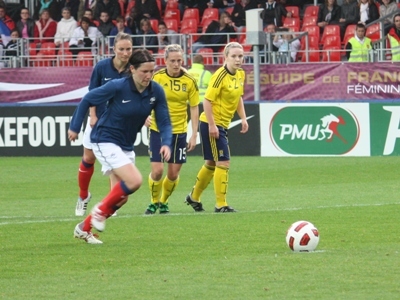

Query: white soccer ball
286,220,320,252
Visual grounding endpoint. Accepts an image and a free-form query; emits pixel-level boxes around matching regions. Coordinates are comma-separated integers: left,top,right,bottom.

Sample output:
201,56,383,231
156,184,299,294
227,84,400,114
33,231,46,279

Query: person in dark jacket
338,0,359,39
135,0,161,22
231,0,259,33
192,11,236,53
94,0,121,21
357,0,379,25
260,0,291,28
317,0,341,33
16,7,38,40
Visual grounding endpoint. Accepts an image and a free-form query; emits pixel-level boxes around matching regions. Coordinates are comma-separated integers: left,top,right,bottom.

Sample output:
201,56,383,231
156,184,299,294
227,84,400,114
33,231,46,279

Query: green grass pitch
0,156,399,299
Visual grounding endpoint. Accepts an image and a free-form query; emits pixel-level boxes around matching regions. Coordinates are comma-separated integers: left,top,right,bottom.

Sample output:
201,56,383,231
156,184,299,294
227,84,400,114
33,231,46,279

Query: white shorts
83,117,93,150
92,143,136,176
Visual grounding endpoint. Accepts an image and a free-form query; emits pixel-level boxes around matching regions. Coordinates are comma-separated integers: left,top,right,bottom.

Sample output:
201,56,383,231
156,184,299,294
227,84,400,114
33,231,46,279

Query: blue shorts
149,129,187,164
199,121,230,161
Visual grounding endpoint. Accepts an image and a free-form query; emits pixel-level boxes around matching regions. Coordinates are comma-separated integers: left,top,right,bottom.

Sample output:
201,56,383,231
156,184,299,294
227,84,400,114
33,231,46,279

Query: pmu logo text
270,106,360,155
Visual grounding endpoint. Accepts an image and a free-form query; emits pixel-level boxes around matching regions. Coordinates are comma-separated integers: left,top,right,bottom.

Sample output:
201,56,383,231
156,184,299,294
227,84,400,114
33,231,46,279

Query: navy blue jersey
88,57,130,118
70,77,172,151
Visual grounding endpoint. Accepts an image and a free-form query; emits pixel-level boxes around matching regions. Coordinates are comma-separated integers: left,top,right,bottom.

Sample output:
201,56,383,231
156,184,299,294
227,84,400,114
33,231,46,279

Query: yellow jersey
151,68,199,134
200,65,245,129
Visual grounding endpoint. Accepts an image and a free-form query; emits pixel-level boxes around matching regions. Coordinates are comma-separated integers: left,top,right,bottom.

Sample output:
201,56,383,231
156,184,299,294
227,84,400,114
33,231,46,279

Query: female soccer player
185,42,249,213
144,44,199,214
74,32,133,217
68,49,172,244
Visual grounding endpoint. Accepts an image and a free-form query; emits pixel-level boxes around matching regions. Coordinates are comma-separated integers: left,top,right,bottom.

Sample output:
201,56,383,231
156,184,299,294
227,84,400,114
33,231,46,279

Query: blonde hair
223,42,243,57
164,44,184,59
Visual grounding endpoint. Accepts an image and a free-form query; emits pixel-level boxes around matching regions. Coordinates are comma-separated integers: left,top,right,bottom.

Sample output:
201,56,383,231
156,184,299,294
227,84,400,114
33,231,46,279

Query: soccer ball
286,220,319,252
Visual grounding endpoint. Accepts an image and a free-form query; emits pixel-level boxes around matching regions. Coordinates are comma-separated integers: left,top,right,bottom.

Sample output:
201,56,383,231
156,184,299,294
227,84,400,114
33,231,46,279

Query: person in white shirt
69,16,101,56
273,28,300,63
55,7,78,47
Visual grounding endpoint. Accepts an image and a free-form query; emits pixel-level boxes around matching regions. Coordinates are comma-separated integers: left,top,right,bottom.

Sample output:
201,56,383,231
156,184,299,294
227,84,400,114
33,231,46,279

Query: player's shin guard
78,160,94,199
160,176,179,204
148,174,162,204
191,164,215,201
214,166,229,208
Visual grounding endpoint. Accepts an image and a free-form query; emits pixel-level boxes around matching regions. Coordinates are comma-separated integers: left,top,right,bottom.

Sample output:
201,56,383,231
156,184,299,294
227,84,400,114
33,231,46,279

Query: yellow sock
148,174,162,204
192,164,215,201
160,176,179,204
214,166,229,208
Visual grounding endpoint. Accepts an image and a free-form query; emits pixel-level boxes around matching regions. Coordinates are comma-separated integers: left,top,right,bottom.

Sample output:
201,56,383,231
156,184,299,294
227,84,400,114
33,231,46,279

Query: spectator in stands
273,27,300,62
178,0,208,19
82,8,96,25
207,0,236,14
135,0,161,22
125,5,139,34
69,16,100,56
35,9,57,45
135,18,158,53
55,7,77,47
95,0,120,21
379,0,398,34
345,23,372,62
60,0,80,21
357,0,379,26
191,11,236,53
109,15,132,46
260,0,291,28
317,0,341,34
387,13,400,61
97,11,114,37
3,29,20,57
338,0,359,39
231,0,259,33
187,54,212,103
0,6,15,31
157,20,179,50
33,0,61,21
16,7,39,41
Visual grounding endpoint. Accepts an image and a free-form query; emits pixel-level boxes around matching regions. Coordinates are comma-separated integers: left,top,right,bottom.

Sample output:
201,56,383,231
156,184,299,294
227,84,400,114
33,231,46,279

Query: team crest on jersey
149,97,156,104
182,84,187,92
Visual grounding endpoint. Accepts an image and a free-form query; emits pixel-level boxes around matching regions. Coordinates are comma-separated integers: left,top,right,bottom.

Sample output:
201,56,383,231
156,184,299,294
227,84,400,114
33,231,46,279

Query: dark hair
128,49,155,69
80,16,91,25
158,21,166,27
356,23,366,30
393,13,400,22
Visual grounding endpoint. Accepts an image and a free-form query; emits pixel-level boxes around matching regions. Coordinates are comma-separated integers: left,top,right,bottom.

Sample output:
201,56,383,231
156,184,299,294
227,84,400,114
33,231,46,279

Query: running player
68,49,172,244
75,32,132,217
144,44,199,214
185,42,249,213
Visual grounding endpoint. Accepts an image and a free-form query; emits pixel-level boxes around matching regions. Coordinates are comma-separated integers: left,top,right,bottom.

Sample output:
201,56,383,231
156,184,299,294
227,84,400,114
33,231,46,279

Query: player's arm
69,81,117,139
88,65,102,127
187,105,199,152
236,97,249,134
203,98,219,139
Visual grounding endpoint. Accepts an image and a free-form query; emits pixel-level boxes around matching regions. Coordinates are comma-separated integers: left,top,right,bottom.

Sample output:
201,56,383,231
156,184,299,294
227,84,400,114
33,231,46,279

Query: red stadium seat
165,0,178,10
163,18,178,33
76,51,94,67
164,9,180,25
323,35,341,49
343,24,356,45
322,46,342,62
155,48,165,65
320,25,341,44
180,18,198,34
283,17,300,32
301,47,320,62
197,47,214,65
125,1,135,18
33,42,56,66
302,25,320,42
182,8,200,25
150,19,159,33
303,5,320,18
366,23,381,42
201,18,214,33
200,8,219,28
285,6,300,18
301,16,318,29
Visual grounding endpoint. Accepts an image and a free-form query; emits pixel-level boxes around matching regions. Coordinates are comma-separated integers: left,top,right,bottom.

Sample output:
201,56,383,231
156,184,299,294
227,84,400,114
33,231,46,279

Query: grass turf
0,156,399,299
